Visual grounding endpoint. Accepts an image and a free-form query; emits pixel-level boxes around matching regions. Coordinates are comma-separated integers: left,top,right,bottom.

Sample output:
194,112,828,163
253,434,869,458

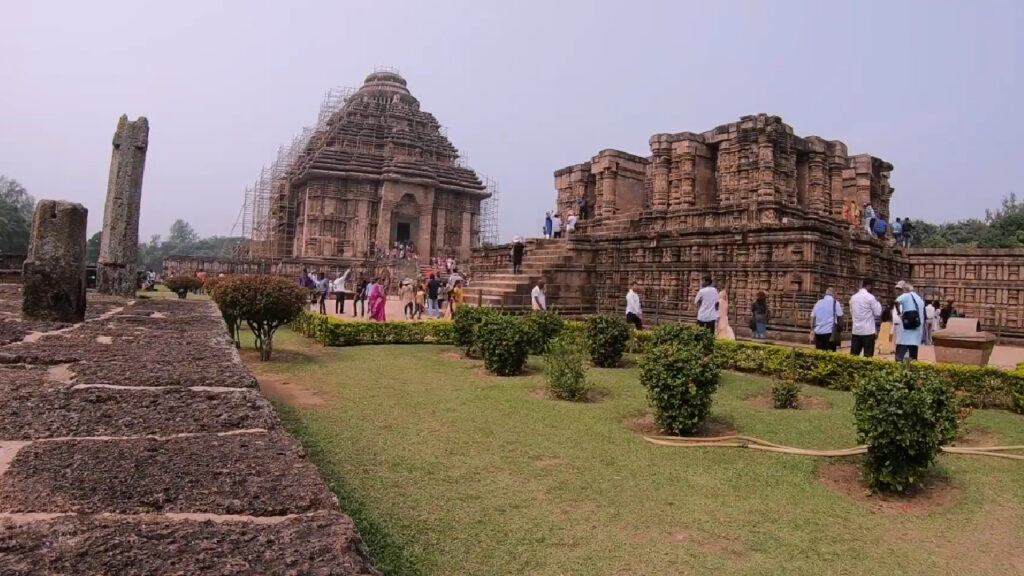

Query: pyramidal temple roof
288,71,486,195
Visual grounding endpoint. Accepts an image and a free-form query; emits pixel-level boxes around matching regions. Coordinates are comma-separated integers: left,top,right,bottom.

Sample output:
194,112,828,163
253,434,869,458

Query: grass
245,330,1024,576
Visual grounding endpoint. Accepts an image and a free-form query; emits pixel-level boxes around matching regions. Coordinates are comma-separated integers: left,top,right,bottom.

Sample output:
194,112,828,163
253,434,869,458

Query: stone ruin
254,70,489,265
471,114,909,337
97,115,149,296
20,200,88,323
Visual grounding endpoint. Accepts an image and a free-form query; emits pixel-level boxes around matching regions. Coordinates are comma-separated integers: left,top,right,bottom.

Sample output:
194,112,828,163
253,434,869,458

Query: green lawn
246,330,1024,576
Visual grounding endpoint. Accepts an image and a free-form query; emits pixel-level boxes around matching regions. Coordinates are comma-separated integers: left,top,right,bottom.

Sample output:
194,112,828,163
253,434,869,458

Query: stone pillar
22,200,88,322
600,167,617,218
652,155,670,212
805,137,828,217
97,115,148,296
460,211,473,261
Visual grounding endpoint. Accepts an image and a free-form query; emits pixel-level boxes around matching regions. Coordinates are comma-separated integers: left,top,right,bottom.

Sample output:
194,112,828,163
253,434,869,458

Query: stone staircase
467,239,593,313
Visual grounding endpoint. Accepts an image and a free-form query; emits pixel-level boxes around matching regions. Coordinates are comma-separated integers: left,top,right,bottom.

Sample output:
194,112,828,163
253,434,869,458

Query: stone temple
253,70,489,266
472,114,910,338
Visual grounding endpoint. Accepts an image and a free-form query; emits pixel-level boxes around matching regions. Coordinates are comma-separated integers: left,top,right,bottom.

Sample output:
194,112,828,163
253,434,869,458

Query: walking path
0,285,375,575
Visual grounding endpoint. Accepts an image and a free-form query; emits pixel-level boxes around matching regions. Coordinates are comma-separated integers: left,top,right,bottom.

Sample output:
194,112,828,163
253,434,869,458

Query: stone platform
0,284,375,575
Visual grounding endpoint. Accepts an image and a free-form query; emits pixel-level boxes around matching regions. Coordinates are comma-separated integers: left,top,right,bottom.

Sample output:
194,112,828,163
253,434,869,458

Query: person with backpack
894,281,927,362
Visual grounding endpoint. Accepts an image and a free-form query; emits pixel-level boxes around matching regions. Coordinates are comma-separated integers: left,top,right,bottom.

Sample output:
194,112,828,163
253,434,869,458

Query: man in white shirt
810,288,844,352
531,279,547,311
849,279,883,357
566,214,577,235
551,214,563,239
694,276,719,334
625,281,643,330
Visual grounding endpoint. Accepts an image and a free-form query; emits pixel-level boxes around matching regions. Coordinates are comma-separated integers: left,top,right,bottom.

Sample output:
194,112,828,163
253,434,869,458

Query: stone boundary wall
0,254,26,284
908,247,1024,338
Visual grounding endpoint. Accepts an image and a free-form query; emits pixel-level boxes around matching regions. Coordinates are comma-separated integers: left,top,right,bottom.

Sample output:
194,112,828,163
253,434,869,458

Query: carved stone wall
908,247,1024,338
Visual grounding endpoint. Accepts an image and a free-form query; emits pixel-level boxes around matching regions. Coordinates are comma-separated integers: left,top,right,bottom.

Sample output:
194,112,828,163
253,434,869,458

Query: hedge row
293,312,454,346
290,312,1024,413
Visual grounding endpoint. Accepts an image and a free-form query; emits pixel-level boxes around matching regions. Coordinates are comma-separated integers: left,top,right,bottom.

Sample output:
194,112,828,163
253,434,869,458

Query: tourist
317,273,330,315
625,280,643,330
891,298,903,349
352,279,367,318
716,290,735,340
400,279,415,319
333,268,351,315
448,267,464,288
849,278,883,357
901,218,915,247
873,216,888,239
863,203,876,233
511,236,525,275
924,298,939,344
451,280,466,315
750,291,769,340
299,268,310,288
414,281,426,319
878,303,895,356
575,197,586,220
551,214,563,239
367,277,386,322
928,299,943,334
566,213,577,236
694,276,719,334
544,211,552,239
940,298,957,328
894,281,927,362
426,273,442,319
810,288,843,352
892,218,904,246
532,279,547,311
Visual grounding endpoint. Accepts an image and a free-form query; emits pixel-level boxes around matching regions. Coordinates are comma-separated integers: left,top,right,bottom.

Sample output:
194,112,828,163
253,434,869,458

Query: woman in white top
716,290,736,341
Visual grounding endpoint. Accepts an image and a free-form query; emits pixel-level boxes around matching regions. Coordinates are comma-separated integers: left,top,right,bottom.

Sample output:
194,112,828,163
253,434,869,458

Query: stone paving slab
0,511,376,575
0,385,278,440
0,432,336,515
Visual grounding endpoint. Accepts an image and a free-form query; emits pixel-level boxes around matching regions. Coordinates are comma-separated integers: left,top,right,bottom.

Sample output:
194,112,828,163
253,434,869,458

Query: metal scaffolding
479,174,500,247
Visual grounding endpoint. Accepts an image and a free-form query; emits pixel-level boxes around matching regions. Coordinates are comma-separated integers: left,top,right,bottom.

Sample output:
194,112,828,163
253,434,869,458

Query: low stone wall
908,247,1024,338
0,254,26,284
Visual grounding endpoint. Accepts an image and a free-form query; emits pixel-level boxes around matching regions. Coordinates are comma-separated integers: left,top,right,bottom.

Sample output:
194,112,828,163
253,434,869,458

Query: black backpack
901,294,923,330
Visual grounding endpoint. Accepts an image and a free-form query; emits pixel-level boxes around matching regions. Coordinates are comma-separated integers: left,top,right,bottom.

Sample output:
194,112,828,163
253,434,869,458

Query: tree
210,275,307,361
0,177,36,254
167,219,199,247
86,232,102,265
910,194,1023,248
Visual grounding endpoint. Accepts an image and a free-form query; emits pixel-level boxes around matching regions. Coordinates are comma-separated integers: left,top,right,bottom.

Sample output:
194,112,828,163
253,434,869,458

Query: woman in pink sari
367,278,387,322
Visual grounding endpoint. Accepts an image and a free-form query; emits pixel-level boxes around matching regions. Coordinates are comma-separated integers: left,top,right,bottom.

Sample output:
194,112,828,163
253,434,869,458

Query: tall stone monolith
97,115,149,296
22,200,89,322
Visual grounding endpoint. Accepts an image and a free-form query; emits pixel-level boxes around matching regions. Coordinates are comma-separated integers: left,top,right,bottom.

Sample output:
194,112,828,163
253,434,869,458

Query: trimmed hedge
854,366,959,493
453,306,501,356
639,324,721,435
523,311,566,355
293,312,454,346
584,314,632,368
477,314,531,376
291,313,1024,413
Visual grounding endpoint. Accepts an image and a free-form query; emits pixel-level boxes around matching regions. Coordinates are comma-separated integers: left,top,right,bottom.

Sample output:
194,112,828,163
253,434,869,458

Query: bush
211,275,308,361
584,314,632,368
477,314,531,376
163,275,203,298
545,335,590,401
853,366,960,494
772,379,800,409
453,306,501,357
639,324,721,435
524,310,565,355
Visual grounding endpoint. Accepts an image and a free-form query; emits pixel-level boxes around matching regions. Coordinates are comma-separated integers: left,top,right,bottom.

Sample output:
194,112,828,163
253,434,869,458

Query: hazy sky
2,1,1021,242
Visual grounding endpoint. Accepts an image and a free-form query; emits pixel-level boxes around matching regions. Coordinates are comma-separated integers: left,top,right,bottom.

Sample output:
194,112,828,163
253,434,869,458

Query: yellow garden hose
643,434,1024,461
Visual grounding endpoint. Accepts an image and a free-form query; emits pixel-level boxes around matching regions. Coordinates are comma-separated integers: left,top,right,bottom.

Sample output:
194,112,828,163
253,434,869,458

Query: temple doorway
395,221,412,243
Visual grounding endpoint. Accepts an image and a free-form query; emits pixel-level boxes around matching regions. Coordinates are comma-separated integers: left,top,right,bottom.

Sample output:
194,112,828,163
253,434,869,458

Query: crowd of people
841,201,915,247
300,266,469,323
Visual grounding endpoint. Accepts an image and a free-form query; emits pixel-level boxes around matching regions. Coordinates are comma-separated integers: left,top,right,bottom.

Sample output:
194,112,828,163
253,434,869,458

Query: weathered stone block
21,200,88,322
98,115,149,296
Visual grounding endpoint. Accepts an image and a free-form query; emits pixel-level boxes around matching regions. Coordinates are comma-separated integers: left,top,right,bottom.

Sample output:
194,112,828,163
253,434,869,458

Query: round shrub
772,379,800,409
639,324,721,435
453,305,501,357
477,314,531,376
163,275,203,298
544,335,590,401
584,314,631,368
853,366,959,494
211,274,308,361
524,310,565,355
